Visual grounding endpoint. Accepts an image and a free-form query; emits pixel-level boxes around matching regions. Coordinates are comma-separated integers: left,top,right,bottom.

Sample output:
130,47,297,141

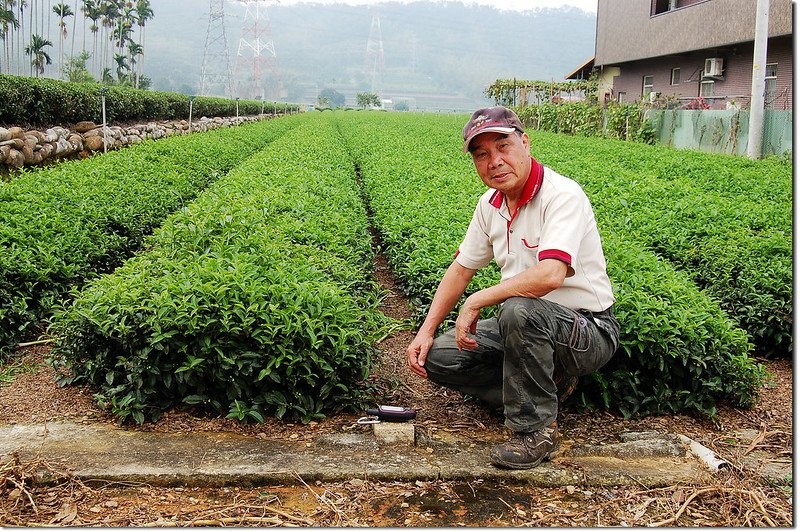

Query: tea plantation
2,111,789,423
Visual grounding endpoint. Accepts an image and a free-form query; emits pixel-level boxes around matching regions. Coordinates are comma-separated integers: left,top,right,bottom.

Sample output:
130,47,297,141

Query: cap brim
462,126,517,153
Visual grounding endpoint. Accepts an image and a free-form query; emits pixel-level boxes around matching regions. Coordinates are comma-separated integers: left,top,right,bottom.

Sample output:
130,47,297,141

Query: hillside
144,0,595,110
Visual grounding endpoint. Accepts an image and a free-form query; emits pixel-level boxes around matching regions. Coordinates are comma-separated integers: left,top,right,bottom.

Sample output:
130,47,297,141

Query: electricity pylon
364,14,385,95
233,0,285,100
200,0,233,97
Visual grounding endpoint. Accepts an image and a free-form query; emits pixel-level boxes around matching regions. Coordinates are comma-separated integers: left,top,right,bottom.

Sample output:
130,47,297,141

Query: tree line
0,0,153,87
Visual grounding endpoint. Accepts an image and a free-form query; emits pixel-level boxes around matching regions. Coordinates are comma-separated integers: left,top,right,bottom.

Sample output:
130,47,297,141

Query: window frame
642,75,654,96
699,80,714,98
765,63,778,109
670,67,680,86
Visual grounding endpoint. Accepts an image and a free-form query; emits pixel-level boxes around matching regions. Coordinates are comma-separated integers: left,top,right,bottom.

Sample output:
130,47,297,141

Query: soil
0,250,793,526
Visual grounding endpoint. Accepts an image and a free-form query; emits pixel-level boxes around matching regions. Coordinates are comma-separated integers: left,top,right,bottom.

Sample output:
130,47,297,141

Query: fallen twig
138,516,284,527
648,487,779,527
294,473,351,525
17,338,54,348
743,423,767,456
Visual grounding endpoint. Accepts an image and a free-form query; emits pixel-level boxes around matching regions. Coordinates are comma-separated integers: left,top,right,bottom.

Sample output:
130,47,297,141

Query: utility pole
233,0,284,101
364,13,385,95
746,0,769,159
200,0,233,97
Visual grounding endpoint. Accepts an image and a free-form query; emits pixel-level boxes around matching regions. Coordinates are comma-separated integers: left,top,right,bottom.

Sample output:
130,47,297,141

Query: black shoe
490,422,560,469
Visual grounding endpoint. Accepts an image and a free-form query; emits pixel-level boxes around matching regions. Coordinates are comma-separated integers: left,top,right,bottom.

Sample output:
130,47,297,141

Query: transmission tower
200,0,234,97
233,0,285,100
364,14,385,95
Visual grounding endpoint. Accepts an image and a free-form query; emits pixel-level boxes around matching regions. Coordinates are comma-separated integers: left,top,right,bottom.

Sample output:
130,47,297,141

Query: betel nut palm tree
24,32,52,76
52,1,72,78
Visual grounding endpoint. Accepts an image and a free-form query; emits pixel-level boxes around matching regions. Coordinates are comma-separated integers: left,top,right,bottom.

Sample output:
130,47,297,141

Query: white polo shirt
455,157,615,312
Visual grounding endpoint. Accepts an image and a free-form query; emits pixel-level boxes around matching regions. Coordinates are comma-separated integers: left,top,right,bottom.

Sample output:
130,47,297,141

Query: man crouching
406,106,620,469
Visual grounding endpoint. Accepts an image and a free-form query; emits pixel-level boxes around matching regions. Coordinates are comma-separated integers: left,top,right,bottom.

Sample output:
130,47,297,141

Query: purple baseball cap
462,106,524,153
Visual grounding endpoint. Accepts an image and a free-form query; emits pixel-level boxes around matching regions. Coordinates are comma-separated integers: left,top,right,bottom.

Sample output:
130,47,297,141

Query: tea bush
0,74,299,126
0,114,305,355
51,114,387,424
527,132,792,357
334,111,764,418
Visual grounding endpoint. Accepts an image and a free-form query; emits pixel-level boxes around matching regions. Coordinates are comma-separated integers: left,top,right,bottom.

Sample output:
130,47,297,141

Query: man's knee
423,333,460,381
498,297,549,335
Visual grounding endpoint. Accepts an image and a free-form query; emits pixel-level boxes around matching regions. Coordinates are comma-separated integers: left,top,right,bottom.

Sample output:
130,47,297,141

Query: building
590,0,793,109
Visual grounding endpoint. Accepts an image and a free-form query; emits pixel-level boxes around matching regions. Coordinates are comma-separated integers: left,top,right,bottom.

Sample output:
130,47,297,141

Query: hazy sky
266,0,598,14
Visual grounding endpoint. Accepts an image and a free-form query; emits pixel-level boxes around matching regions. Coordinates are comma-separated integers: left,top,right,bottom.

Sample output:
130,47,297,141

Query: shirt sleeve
455,202,494,270
537,182,590,266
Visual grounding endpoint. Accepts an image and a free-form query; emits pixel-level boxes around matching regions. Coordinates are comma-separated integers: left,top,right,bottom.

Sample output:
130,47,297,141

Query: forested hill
145,1,595,109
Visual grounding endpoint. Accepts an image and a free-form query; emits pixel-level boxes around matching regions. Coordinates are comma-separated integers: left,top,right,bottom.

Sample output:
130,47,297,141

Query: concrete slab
0,422,712,488
373,422,415,445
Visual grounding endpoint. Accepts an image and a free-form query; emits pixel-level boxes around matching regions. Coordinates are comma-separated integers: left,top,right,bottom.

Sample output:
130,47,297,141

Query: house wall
612,36,792,109
596,0,793,66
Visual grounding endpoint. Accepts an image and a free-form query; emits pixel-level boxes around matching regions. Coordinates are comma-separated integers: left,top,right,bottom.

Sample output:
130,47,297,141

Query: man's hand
406,332,433,378
455,295,480,351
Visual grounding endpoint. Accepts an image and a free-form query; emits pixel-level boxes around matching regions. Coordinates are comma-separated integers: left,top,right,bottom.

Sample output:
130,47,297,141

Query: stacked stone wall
0,114,276,169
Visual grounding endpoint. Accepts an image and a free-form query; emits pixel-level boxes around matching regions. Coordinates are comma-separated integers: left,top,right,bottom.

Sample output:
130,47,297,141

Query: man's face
469,131,532,198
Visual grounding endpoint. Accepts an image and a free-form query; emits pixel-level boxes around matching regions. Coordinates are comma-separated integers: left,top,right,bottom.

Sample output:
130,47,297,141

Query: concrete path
0,421,715,488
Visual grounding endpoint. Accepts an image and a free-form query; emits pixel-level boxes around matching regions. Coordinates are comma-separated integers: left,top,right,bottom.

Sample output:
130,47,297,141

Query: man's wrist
417,322,438,337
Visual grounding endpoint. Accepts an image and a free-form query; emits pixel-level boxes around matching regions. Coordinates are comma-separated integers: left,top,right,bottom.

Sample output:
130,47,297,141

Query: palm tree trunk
17,2,22,75
58,18,61,79
70,0,76,61
80,0,85,56
136,22,142,88
139,22,144,86
27,0,32,75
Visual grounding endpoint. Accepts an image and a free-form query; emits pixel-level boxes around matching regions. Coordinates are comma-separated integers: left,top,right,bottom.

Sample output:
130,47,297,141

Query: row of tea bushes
0,74,299,127
334,111,763,418
51,114,387,424
527,132,792,357
0,114,306,355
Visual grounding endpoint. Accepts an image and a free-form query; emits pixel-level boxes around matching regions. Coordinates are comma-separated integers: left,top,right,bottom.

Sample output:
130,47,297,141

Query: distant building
574,0,793,109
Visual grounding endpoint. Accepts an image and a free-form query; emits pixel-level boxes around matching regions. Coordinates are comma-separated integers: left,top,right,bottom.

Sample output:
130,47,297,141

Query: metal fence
645,109,792,158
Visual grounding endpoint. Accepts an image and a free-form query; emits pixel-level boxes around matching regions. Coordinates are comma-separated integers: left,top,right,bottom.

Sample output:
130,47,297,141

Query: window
700,80,714,98
671,68,680,85
617,92,626,103
652,0,678,15
642,75,654,96
765,63,777,109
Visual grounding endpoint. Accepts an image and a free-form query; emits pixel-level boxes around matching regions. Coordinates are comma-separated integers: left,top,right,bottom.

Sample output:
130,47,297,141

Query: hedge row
0,74,300,127
0,113,306,355
526,132,792,357
334,111,764,418
51,114,387,424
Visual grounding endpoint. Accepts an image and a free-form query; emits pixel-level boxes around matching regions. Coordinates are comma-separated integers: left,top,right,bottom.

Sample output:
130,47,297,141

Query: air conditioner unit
703,57,723,78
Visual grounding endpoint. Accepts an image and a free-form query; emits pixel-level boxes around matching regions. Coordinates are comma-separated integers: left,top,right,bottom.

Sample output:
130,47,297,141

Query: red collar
488,157,544,212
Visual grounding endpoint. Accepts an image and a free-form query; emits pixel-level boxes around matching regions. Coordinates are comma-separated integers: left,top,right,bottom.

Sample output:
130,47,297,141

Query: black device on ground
365,405,416,422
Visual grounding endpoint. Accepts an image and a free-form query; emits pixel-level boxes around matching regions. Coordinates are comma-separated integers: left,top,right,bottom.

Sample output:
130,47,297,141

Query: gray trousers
425,297,620,433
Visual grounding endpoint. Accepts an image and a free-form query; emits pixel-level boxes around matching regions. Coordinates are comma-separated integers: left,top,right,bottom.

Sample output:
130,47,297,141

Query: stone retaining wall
0,114,274,169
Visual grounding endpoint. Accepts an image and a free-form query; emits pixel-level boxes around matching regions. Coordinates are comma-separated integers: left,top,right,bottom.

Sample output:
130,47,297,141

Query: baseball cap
462,106,524,153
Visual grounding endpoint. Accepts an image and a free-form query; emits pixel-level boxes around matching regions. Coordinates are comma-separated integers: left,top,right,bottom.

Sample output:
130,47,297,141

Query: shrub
528,131,792,357
0,74,299,127
0,114,305,356
50,114,387,424
334,111,765,417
